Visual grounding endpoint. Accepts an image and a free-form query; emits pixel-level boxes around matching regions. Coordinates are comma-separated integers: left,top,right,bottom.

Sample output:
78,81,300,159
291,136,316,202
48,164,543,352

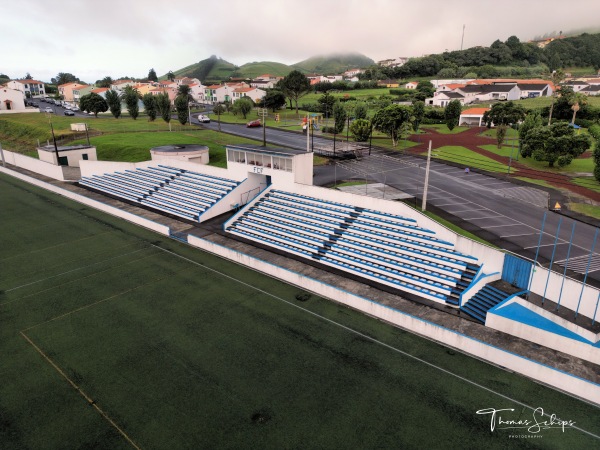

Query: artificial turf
1,172,599,449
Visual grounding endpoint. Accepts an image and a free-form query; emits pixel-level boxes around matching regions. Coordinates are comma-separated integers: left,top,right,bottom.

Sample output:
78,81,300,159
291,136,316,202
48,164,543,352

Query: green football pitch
1,172,599,449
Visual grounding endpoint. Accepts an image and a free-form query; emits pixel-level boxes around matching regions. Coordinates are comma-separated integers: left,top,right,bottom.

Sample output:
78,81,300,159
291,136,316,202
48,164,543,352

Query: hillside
293,52,375,74
233,61,294,79
164,56,237,83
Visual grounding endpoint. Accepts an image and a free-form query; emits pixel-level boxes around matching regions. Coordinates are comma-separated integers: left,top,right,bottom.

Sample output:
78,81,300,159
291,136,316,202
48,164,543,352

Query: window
82,154,88,160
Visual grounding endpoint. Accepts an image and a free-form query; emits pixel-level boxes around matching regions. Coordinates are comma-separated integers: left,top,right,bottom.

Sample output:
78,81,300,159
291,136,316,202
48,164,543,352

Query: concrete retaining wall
488,298,600,365
0,166,170,236
187,234,600,406
529,265,600,321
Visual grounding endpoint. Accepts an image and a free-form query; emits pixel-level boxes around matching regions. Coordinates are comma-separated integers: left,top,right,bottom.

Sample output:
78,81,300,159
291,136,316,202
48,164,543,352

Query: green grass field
2,173,600,449
434,146,512,173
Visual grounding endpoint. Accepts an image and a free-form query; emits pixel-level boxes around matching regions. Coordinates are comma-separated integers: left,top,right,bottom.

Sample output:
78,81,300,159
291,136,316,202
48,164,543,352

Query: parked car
64,110,75,116
71,105,79,111
197,114,210,123
44,107,53,113
246,119,262,128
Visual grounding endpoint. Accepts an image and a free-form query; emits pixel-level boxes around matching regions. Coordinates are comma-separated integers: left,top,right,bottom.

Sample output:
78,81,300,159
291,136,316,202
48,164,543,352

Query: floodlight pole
421,140,432,211
306,114,310,153
50,122,60,164
262,108,266,147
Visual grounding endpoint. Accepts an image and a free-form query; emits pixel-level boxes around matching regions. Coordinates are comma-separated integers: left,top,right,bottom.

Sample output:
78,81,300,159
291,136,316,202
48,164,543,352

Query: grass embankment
434,146,512,173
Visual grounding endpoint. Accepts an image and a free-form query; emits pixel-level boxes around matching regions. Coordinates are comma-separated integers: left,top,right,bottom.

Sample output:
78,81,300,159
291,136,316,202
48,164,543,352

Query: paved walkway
408,127,600,203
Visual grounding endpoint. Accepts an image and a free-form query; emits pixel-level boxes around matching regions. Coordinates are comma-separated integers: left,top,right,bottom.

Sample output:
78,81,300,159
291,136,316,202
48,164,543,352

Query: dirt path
407,127,600,203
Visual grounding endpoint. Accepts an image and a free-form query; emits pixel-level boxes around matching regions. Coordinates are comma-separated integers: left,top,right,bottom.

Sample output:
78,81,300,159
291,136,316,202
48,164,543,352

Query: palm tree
545,69,565,126
570,92,587,125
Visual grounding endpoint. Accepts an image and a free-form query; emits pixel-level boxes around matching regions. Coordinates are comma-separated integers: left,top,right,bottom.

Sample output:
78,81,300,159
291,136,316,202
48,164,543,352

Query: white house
426,91,465,107
110,79,135,93
403,81,419,89
456,83,520,103
0,87,26,112
563,80,588,92
344,69,364,78
5,79,46,98
517,82,552,98
232,87,266,104
581,85,600,96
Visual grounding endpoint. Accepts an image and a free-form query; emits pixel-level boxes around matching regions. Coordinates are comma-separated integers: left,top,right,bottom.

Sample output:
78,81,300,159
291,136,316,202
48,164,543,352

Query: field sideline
1,172,599,449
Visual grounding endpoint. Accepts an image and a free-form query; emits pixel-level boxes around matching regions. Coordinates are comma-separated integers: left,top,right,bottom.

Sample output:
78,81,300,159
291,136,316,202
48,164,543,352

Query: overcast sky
2,0,599,83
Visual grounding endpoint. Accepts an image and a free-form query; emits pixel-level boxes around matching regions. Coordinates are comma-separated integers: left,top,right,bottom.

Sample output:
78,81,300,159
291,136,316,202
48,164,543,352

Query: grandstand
73,144,600,371
225,188,481,304
80,165,240,222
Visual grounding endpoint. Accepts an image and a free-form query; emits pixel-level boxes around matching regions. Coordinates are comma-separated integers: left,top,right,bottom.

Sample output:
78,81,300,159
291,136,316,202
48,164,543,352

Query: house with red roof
459,107,490,127
232,87,266,104
58,82,89,102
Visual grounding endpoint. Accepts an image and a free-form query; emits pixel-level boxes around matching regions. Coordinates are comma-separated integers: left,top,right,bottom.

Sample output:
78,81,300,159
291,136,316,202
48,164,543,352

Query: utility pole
421,140,432,211
460,24,466,51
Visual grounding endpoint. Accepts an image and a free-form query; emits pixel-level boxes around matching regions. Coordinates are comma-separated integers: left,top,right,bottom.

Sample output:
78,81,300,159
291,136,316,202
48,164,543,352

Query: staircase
446,263,479,306
461,284,510,324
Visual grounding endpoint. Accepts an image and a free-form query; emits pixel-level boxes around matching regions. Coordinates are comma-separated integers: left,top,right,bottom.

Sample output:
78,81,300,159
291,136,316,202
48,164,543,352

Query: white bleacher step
324,251,452,295
329,243,459,286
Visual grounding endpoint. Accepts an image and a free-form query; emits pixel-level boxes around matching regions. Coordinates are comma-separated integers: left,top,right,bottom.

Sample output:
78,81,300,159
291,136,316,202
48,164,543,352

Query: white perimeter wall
187,233,600,406
529,265,600,320
488,298,600,365
2,149,65,180
0,166,170,236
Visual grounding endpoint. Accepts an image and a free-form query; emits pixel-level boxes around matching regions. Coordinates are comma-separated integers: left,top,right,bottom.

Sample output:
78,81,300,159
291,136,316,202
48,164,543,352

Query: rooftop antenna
460,24,466,51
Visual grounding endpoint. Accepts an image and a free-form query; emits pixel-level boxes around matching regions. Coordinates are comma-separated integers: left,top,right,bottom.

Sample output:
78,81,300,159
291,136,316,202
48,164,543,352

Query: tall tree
279,70,310,114
412,100,425,132
174,95,189,125
177,84,191,98
444,100,462,131
167,70,175,82
262,89,286,112
232,97,253,119
148,68,158,82
24,72,33,80
372,105,412,147
51,72,79,86
96,76,113,88
354,102,368,120
79,93,108,118
155,92,171,123
123,86,140,120
105,90,122,118
518,111,543,156
317,92,336,119
569,92,588,125
415,81,435,101
482,101,526,147
349,119,372,142
142,93,157,121
521,121,591,167
545,69,565,125
333,102,347,134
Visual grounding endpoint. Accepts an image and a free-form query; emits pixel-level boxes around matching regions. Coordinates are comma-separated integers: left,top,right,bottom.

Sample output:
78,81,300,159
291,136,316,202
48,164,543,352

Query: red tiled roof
91,88,109,93
234,87,255,93
460,107,490,116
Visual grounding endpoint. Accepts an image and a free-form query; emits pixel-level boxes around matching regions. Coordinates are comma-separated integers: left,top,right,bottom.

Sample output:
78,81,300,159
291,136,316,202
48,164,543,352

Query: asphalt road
194,115,600,288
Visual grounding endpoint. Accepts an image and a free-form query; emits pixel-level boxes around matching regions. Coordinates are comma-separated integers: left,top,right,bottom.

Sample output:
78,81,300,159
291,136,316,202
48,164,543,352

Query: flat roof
150,144,209,153
37,144,94,153
226,144,308,157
